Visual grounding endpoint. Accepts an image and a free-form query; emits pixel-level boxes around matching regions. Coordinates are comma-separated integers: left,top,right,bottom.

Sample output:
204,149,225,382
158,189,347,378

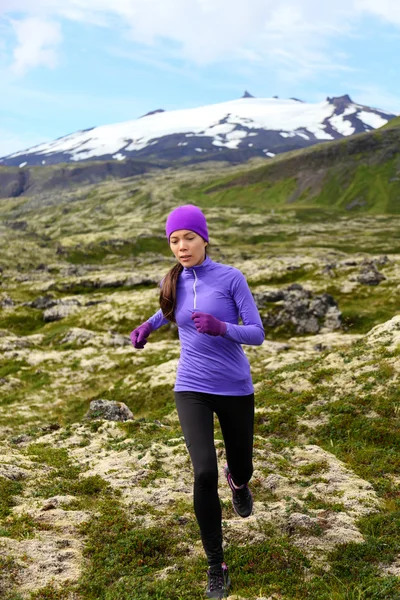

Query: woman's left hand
191,311,227,336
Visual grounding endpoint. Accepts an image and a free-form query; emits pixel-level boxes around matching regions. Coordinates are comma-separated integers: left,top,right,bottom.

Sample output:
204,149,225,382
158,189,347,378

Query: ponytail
159,263,184,322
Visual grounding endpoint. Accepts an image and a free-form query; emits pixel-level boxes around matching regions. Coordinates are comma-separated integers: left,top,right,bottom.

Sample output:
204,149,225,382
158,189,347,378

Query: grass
24,444,83,497
66,236,170,265
0,477,24,518
0,512,52,540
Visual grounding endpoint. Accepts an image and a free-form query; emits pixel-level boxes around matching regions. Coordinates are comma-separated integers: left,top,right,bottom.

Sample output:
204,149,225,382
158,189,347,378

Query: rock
43,301,81,322
346,199,367,210
357,264,386,286
41,423,61,433
29,295,58,309
253,290,285,306
323,306,342,330
373,255,389,267
322,264,336,276
314,343,327,352
257,284,342,334
11,434,32,445
103,332,131,347
55,274,161,292
342,260,358,266
60,328,96,346
6,220,28,230
85,399,134,421
0,294,14,307
0,464,29,480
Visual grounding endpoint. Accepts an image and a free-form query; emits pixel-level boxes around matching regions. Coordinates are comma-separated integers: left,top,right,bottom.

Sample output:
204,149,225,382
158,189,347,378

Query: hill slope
1,117,400,204
177,125,400,215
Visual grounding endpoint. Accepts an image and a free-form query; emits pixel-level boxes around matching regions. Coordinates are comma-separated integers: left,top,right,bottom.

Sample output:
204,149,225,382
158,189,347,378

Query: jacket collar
182,254,213,276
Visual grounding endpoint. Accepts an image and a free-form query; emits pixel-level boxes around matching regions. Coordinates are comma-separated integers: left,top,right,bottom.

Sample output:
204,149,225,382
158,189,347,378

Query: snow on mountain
0,95,396,168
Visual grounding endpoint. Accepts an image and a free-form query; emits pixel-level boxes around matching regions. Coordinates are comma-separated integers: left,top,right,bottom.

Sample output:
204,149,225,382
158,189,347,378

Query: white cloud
1,0,400,76
355,0,400,25
10,17,62,75
345,82,400,114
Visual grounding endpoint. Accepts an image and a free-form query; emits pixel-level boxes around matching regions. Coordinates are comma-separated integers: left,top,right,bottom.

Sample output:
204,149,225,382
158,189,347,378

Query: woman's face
169,229,208,267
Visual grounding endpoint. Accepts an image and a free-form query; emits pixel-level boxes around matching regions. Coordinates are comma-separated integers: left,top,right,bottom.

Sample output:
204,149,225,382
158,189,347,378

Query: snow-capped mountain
1,94,396,168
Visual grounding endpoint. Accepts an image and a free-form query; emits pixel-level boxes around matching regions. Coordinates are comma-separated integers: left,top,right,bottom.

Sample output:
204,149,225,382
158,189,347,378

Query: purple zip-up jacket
146,256,264,395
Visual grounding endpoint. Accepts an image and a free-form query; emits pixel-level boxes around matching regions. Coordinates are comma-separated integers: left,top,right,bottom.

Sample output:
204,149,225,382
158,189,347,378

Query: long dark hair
159,263,184,322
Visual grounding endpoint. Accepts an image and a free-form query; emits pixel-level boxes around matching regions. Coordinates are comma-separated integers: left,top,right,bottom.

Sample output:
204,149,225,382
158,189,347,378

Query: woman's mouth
180,256,191,261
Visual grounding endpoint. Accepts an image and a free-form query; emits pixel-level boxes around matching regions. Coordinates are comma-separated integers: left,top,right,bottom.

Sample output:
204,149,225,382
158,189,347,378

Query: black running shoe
224,465,253,518
206,562,231,599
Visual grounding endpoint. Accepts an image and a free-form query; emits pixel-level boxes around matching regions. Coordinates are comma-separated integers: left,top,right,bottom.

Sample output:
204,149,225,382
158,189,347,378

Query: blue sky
1,0,399,157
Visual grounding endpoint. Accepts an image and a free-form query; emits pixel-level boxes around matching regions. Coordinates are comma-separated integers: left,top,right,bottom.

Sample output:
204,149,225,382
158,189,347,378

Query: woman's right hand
130,322,152,349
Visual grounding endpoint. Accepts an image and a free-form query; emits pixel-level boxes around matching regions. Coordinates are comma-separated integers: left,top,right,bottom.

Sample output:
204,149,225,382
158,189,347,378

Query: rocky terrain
0,160,399,599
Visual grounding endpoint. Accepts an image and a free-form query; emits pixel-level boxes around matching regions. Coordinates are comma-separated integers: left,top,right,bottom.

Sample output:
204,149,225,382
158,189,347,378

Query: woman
130,204,264,598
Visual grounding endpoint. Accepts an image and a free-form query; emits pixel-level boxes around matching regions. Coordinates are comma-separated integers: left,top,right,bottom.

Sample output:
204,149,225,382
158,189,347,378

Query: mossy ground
0,164,399,598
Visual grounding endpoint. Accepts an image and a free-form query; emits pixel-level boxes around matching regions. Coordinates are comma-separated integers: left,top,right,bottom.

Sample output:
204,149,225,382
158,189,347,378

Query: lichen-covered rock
0,294,14,307
43,301,81,322
356,263,386,285
255,284,342,334
28,295,58,310
85,399,134,421
59,328,96,346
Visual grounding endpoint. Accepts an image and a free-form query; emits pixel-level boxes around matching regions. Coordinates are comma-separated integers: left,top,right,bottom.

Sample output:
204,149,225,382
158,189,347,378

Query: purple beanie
165,204,209,242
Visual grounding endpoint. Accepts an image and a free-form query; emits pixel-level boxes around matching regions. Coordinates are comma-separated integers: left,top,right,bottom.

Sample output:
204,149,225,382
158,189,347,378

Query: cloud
345,82,400,114
10,17,62,75
355,0,400,25
1,0,400,77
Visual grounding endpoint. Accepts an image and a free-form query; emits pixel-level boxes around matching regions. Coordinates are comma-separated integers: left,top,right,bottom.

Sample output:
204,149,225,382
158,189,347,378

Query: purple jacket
147,256,264,395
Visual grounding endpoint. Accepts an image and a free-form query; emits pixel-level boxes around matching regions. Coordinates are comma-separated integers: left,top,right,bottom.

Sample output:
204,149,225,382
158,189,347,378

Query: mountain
0,94,396,168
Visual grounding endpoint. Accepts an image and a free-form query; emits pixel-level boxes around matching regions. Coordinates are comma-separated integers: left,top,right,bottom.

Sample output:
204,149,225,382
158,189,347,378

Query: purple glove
191,311,227,336
130,321,153,349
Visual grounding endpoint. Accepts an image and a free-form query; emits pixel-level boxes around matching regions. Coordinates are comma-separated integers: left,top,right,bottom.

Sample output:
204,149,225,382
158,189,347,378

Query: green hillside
175,127,400,215
381,115,400,130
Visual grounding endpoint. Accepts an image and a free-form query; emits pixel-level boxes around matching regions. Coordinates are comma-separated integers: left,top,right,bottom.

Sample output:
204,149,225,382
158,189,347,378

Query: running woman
130,204,264,599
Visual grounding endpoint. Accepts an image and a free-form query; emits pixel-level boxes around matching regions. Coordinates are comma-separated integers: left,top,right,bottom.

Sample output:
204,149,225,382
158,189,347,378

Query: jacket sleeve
146,308,169,330
224,271,265,346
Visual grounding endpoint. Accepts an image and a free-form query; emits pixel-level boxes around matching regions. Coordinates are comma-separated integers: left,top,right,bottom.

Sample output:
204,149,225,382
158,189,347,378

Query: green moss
308,368,339,385
0,308,44,336
25,444,83,497
71,474,110,496
66,236,170,265
0,359,29,379
302,492,345,513
0,476,24,519
298,460,330,476
29,584,74,599
0,513,52,540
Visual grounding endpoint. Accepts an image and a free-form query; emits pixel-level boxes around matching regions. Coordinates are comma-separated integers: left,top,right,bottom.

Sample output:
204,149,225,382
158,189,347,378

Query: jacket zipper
193,270,198,310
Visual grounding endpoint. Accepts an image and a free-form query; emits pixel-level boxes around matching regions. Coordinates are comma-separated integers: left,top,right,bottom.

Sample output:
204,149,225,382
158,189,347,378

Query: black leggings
174,391,254,566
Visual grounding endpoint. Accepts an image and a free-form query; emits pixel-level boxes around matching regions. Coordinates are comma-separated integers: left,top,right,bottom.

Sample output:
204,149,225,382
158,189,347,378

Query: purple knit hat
165,204,209,242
